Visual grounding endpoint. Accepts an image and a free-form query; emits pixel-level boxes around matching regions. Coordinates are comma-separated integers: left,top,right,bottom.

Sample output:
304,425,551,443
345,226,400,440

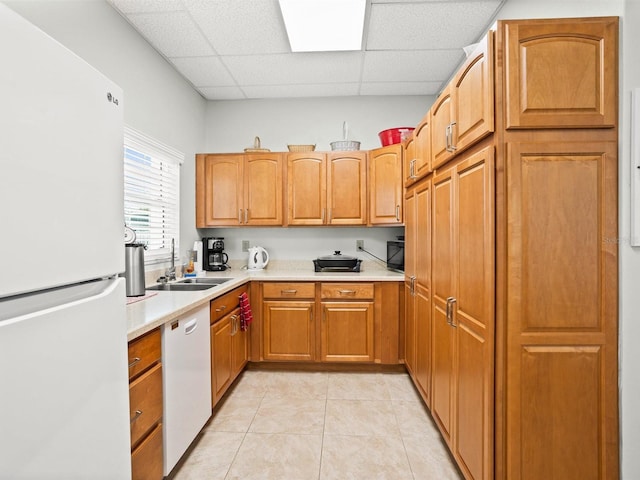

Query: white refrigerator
0,4,132,479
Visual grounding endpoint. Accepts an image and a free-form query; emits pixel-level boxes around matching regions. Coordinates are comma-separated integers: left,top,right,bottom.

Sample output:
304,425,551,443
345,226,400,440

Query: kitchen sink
176,278,231,285
146,283,215,291
146,277,231,291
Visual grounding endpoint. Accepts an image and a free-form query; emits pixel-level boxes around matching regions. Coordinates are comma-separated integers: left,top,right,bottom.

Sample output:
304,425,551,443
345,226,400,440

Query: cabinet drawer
129,363,163,448
128,328,161,380
263,282,315,299
320,283,374,300
211,284,248,323
131,422,163,480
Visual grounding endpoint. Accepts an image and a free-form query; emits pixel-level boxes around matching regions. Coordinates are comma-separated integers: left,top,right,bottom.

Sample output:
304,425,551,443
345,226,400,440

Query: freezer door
0,277,131,479
0,4,124,298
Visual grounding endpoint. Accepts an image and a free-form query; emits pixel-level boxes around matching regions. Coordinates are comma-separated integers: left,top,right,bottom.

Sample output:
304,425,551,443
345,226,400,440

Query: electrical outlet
242,240,250,252
356,240,364,250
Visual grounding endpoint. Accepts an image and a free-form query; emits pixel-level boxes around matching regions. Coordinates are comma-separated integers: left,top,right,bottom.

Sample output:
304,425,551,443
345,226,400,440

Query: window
123,126,182,265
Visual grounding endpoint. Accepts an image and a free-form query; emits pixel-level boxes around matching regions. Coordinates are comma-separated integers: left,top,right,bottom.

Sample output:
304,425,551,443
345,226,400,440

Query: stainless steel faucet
165,238,176,281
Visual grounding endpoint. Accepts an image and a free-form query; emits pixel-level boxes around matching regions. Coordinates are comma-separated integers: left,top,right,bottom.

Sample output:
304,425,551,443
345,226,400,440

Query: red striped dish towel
239,292,253,331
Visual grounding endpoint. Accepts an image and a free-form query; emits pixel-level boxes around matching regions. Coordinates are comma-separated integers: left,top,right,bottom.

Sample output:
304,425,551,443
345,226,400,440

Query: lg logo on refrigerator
106,92,119,106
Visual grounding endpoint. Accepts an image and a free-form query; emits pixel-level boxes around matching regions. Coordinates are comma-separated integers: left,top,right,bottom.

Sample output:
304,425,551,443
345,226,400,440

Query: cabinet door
414,113,432,179
452,147,494,480
263,301,315,361
287,153,326,225
196,155,243,227
504,141,618,480
231,312,248,377
404,282,416,373
453,31,494,154
403,134,416,187
504,18,618,129
414,179,431,405
431,168,455,444
327,152,367,225
369,145,403,225
431,87,454,170
244,153,283,225
211,316,232,406
321,301,374,362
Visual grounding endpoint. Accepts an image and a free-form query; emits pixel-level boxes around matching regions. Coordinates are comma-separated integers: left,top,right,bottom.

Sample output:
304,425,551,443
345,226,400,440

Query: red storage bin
378,127,415,146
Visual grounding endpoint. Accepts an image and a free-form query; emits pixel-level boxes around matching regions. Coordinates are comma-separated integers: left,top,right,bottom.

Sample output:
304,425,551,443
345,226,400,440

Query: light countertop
126,263,404,341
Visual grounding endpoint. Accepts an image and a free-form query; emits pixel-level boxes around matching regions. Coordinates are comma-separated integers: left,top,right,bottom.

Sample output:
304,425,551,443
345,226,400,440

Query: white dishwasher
162,304,212,476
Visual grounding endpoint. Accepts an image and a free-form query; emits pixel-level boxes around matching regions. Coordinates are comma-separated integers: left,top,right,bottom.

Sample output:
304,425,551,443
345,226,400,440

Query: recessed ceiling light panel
278,0,366,52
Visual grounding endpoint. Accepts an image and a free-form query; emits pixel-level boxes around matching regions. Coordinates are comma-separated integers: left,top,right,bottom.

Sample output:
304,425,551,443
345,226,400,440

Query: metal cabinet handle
396,205,400,222
131,410,142,423
412,276,417,296
239,209,243,224
281,289,297,295
449,297,457,327
449,121,457,151
230,314,238,336
338,289,356,295
445,297,454,325
128,357,141,369
245,209,249,224
215,305,227,313
445,125,452,152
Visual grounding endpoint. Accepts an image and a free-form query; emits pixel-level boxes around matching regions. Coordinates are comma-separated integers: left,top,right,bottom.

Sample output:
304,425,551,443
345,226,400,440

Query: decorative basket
244,136,270,152
287,144,316,152
330,121,360,151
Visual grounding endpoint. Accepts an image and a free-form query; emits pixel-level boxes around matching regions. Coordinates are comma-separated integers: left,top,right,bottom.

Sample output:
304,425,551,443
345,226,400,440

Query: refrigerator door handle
0,277,121,323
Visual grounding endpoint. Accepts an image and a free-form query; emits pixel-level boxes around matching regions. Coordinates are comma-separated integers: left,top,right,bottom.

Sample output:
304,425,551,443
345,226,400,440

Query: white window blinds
124,126,182,265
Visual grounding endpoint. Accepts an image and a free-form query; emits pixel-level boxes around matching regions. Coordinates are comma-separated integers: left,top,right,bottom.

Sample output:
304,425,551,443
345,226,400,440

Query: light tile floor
172,370,462,480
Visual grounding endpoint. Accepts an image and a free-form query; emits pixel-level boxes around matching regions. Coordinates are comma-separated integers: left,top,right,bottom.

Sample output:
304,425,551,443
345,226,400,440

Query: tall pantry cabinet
403,16,619,480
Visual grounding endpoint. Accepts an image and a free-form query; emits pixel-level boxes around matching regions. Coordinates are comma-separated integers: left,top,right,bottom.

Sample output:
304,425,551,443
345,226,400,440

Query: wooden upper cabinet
369,144,403,225
244,153,283,225
432,31,495,171
327,152,367,225
287,152,326,225
288,151,366,225
430,86,454,170
196,153,283,227
454,31,495,152
503,17,618,129
403,132,417,187
196,154,243,227
413,112,432,179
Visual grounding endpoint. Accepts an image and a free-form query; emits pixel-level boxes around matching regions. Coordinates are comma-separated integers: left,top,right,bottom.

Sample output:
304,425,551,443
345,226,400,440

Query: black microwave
386,240,405,273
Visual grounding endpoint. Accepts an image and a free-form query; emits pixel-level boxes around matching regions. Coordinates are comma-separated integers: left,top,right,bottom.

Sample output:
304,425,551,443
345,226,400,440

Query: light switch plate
242,240,250,252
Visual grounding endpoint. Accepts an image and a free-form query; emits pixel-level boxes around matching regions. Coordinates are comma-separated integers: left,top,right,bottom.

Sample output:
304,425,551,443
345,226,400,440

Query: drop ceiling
107,0,506,100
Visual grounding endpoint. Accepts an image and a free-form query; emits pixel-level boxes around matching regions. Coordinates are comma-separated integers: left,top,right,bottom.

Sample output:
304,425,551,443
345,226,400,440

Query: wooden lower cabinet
131,423,163,480
321,301,374,362
263,300,316,361
128,328,163,480
210,285,249,407
259,281,401,364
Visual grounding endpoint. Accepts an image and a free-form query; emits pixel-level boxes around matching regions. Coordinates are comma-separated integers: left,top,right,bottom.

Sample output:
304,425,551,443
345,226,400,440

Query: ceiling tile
360,81,443,96
126,11,214,57
108,0,184,14
242,83,360,99
362,50,463,82
197,86,247,100
222,52,364,86
367,1,503,50
170,56,236,87
184,0,291,55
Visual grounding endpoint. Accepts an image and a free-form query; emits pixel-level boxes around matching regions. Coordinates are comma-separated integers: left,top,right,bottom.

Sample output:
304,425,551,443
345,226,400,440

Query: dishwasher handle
184,318,198,335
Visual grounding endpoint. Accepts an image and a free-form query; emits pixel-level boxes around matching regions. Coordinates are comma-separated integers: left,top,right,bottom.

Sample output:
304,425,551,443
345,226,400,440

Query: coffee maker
203,237,229,271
